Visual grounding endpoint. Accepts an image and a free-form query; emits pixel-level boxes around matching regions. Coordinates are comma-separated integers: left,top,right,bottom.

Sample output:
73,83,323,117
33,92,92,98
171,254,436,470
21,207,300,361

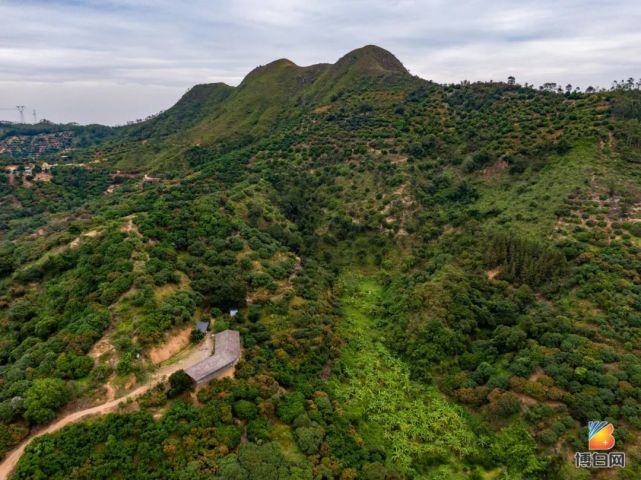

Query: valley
1,45,641,478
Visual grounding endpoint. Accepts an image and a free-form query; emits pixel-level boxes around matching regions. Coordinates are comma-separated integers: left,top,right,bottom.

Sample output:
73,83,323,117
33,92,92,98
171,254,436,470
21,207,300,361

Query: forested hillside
2,45,641,479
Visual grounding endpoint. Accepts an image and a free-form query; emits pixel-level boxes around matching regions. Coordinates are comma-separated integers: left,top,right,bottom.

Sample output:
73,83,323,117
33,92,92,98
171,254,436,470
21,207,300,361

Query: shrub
167,370,194,398
233,399,258,420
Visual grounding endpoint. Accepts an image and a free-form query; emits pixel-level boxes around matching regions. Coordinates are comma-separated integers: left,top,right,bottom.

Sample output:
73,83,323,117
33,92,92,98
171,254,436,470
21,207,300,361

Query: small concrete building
195,320,209,333
185,330,241,385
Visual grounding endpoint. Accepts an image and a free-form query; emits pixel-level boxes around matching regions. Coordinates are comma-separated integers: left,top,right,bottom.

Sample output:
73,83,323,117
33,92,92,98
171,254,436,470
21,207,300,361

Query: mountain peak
335,45,408,75
241,58,300,85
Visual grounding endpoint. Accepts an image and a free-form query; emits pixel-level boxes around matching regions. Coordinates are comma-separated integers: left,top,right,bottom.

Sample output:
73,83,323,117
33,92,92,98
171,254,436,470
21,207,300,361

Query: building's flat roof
185,330,240,383
195,320,209,333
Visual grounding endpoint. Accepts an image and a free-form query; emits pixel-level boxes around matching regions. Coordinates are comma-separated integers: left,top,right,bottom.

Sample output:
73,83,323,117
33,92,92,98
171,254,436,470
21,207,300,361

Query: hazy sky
2,0,641,125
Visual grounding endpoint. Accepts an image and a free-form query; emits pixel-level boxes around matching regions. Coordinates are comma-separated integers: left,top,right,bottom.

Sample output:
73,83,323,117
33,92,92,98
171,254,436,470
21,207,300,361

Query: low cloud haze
1,0,640,125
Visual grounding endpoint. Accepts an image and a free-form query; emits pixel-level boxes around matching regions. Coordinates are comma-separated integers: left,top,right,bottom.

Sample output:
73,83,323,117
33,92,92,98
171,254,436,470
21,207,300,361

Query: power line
0,106,37,123
16,106,25,123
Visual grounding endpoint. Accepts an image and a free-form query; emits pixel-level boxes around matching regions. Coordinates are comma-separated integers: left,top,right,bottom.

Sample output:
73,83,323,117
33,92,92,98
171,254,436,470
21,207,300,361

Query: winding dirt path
0,334,214,480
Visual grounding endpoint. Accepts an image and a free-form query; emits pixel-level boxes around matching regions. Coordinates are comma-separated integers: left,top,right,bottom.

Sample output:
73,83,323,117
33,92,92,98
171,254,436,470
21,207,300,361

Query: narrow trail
0,334,214,480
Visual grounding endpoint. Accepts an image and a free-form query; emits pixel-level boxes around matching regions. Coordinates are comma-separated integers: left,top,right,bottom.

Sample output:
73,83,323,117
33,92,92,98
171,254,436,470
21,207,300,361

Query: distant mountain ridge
91,45,415,171
0,45,410,166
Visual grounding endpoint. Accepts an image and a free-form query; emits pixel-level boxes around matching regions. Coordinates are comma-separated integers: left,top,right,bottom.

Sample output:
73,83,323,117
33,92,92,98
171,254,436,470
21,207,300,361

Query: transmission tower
32,109,37,124
16,106,25,123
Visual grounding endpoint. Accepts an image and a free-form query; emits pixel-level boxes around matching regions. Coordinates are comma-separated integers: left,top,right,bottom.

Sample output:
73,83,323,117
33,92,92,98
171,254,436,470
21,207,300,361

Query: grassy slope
475,143,602,237
331,272,482,478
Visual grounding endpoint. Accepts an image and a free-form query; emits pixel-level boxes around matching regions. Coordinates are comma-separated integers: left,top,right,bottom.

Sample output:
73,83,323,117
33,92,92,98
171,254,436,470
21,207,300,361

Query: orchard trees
24,379,71,425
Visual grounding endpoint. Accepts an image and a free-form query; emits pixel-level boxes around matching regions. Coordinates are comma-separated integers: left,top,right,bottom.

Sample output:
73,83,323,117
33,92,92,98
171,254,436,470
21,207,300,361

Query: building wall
194,358,239,385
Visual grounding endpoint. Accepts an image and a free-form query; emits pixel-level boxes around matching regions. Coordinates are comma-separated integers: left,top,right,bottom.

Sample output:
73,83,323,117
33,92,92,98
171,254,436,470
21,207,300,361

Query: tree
190,328,204,343
192,267,247,309
55,353,93,379
0,243,14,277
217,442,289,479
493,392,522,418
167,370,194,398
24,378,71,425
247,418,271,442
277,392,305,423
491,424,547,476
233,399,258,420
295,424,325,454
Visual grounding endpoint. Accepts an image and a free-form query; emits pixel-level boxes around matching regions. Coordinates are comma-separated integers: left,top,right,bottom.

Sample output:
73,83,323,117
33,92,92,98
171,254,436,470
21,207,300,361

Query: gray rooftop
185,330,241,384
195,320,209,333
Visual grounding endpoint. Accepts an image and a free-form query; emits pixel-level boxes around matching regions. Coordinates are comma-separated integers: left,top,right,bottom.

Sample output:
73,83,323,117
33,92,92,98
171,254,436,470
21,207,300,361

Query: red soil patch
148,325,192,365
486,268,501,280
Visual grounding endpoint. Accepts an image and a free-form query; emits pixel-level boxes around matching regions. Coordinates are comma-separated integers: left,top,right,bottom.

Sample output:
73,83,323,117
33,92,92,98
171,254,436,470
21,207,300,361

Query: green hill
2,46,641,479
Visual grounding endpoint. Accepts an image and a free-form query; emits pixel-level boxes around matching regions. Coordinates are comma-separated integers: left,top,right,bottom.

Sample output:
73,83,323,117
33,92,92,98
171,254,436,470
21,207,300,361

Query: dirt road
0,334,213,480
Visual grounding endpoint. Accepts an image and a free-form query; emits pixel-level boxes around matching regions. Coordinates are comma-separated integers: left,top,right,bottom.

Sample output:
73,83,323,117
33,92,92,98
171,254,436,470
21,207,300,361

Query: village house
184,330,241,385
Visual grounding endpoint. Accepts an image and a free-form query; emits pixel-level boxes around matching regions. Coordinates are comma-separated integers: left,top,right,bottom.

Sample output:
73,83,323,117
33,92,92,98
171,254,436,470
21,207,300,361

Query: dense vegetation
2,46,641,478
0,121,115,161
